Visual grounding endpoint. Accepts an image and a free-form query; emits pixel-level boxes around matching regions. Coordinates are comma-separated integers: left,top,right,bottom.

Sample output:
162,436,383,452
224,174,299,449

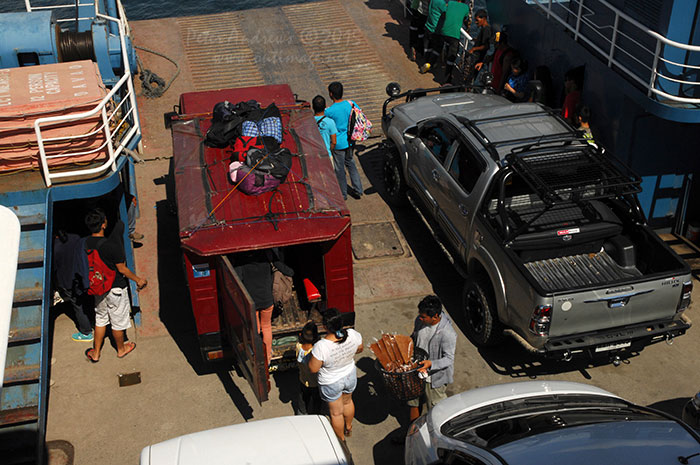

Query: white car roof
140,415,349,465
430,381,620,427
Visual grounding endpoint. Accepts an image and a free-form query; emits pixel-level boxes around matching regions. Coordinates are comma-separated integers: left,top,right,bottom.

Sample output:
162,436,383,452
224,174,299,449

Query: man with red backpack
84,208,147,362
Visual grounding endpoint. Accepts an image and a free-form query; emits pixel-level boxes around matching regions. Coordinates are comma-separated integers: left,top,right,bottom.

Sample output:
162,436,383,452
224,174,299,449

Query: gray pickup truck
381,84,692,361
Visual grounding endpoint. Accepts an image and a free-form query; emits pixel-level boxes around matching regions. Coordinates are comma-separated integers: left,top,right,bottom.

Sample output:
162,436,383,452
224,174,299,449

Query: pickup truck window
448,141,486,194
419,121,457,164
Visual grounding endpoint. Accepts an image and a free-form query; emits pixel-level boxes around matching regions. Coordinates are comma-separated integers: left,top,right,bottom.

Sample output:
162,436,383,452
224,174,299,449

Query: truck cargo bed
270,291,325,362
525,250,642,292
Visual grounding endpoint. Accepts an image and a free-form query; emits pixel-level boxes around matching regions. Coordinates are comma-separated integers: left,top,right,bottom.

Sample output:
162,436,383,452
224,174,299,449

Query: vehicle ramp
174,0,399,125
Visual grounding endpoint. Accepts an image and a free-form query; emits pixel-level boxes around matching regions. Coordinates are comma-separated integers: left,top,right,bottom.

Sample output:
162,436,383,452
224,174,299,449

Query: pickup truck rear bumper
522,313,692,359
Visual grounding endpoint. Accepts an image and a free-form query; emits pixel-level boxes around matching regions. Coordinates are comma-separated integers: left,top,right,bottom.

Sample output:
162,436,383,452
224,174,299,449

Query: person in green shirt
439,0,470,84
420,0,448,74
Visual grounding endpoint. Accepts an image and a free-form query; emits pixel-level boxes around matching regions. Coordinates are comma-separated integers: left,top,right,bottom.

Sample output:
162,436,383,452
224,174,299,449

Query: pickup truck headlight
677,280,692,312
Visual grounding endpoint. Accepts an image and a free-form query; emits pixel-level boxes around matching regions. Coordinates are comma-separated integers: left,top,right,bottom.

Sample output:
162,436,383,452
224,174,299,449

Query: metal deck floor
169,0,413,124
42,3,700,464
129,0,439,336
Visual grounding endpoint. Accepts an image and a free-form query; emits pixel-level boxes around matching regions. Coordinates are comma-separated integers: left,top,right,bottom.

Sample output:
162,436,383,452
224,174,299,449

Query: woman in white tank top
309,308,363,442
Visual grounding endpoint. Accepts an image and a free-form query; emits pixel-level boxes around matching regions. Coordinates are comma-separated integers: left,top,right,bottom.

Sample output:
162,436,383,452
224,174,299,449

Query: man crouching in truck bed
233,248,294,366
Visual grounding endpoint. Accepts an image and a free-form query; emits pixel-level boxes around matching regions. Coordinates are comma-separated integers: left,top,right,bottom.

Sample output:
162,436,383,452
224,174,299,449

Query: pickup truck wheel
383,150,407,206
463,278,503,347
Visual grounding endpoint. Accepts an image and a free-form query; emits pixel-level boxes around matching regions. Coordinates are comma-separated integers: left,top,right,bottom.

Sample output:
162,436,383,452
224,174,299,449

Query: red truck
167,85,354,403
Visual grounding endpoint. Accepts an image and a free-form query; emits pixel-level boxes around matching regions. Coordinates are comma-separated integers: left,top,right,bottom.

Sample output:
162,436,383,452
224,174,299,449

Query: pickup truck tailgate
549,275,687,337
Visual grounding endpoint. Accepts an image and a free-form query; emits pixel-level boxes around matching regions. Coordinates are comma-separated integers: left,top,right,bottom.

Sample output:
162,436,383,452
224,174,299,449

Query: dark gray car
381,85,692,360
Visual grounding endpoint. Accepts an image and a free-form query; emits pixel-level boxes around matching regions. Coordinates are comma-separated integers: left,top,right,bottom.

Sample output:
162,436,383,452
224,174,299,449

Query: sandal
117,342,136,359
85,348,99,363
344,425,352,437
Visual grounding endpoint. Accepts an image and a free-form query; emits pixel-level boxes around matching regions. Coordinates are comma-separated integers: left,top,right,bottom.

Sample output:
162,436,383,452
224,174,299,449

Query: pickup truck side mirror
404,133,417,141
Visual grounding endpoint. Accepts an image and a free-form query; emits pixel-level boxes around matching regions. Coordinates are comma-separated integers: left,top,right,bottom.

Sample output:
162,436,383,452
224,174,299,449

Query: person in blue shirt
312,95,338,166
503,58,528,102
325,81,364,200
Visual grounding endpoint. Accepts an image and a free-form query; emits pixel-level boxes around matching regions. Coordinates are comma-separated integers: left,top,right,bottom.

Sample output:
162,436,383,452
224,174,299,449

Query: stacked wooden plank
370,333,417,372
0,61,108,172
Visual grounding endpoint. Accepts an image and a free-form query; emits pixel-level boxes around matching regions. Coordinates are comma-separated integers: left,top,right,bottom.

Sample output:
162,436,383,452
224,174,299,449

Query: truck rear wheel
383,148,407,207
463,277,503,347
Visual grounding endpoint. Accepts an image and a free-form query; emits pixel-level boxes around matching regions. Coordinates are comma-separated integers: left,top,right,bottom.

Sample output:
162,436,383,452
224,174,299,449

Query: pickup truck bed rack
506,148,642,205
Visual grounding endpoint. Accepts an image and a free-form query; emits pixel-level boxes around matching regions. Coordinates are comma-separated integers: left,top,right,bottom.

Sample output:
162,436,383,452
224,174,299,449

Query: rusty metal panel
3,344,41,385
0,384,39,415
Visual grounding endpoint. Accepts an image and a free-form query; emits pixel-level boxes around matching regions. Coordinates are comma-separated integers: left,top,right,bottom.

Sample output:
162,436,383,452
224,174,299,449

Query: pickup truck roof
172,84,349,257
389,91,578,160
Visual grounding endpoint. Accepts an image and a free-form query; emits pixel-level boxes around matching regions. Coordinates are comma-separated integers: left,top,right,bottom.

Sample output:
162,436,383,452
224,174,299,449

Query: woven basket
375,347,427,401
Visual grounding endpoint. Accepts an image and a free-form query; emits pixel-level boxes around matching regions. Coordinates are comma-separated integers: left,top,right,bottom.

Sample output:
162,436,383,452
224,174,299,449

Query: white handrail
0,206,20,390
25,2,94,12
25,0,141,187
528,0,700,105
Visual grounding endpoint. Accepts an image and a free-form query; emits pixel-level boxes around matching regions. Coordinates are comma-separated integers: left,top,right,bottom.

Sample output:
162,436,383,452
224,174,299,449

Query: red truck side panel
183,252,219,336
324,227,354,315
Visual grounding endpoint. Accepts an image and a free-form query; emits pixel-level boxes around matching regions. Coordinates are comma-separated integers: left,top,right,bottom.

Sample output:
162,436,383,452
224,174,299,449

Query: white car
140,415,351,465
405,381,700,465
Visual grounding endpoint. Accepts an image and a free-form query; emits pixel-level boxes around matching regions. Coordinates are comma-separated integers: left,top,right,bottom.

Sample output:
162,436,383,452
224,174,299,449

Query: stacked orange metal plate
0,60,108,172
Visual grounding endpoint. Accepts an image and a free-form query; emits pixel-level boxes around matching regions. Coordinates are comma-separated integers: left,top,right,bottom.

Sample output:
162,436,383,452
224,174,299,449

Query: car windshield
493,419,700,465
442,394,627,437
442,395,700,465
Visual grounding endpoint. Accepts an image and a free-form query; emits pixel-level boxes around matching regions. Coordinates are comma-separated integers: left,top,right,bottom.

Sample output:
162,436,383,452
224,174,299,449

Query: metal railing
529,0,700,105
23,0,140,187
25,0,99,25
458,27,474,63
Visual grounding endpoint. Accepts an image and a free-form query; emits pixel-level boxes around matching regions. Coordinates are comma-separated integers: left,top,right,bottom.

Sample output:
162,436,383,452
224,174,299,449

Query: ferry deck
14,0,700,464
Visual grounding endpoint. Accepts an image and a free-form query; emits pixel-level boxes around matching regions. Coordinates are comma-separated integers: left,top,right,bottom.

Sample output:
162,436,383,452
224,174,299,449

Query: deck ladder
0,190,53,464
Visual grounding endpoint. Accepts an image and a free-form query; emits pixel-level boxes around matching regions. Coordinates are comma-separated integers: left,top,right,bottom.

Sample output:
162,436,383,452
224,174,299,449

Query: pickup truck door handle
459,204,468,216
432,169,440,181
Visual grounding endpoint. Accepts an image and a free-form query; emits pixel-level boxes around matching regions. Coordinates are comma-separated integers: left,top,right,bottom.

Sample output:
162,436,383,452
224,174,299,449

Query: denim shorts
318,370,358,402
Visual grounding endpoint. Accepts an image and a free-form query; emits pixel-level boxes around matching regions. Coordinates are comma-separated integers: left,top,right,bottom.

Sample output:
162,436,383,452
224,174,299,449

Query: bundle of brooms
370,333,418,372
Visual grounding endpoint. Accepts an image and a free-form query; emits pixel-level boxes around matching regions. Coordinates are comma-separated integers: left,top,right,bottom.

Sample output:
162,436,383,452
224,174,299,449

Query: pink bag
229,162,280,195
348,101,372,143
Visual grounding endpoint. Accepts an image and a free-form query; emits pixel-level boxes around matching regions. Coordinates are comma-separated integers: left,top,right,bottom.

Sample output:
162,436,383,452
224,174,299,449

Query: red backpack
231,136,264,163
85,238,116,296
